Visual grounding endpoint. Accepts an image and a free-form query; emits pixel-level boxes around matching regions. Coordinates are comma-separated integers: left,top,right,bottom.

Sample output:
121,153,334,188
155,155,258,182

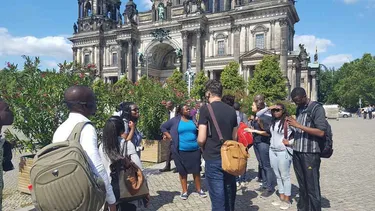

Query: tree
329,53,375,109
248,55,287,102
191,71,209,100
166,69,187,93
317,67,335,103
220,61,246,98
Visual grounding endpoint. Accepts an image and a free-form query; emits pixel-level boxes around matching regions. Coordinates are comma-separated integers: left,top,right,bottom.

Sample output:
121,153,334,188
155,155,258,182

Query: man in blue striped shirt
287,87,327,211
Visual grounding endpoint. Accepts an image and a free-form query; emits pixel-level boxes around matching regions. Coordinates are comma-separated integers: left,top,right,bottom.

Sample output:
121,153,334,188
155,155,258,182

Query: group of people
0,79,329,211
361,105,375,119
157,80,328,211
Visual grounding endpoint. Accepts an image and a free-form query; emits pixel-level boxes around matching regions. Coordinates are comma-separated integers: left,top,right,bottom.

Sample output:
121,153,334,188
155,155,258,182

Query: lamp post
185,62,195,97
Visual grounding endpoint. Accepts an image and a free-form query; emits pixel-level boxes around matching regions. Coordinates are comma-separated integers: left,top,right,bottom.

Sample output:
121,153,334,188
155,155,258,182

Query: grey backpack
30,122,106,211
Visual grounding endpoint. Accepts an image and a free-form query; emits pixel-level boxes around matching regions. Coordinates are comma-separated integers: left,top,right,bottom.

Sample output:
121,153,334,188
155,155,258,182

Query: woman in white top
99,116,145,211
268,103,294,210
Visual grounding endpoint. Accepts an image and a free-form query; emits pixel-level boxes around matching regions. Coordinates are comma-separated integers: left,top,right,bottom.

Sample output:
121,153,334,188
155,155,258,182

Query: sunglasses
132,108,139,112
271,108,282,112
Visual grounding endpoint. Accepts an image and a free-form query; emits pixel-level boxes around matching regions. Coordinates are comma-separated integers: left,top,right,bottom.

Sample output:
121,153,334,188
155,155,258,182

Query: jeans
269,149,292,196
236,169,247,183
205,159,236,211
253,146,263,181
293,152,321,211
254,142,275,191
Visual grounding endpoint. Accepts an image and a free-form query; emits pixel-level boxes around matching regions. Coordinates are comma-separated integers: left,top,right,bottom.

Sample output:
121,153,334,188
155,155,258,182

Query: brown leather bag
207,104,249,176
110,141,149,202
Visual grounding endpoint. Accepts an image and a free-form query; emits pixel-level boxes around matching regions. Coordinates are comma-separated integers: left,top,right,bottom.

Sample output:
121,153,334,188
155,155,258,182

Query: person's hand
268,105,278,110
286,117,301,129
129,121,135,130
108,203,116,211
163,134,172,141
282,139,290,146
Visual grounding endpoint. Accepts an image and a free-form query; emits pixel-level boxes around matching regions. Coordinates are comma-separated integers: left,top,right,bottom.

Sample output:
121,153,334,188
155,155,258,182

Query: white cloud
294,35,334,54
343,0,359,4
0,27,72,60
322,54,353,68
139,0,153,10
42,60,59,69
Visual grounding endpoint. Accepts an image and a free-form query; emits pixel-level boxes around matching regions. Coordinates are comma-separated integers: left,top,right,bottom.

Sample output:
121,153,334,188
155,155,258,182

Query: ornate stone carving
251,24,269,35
182,31,189,39
125,0,138,25
232,25,242,33
279,18,288,27
195,29,202,38
158,3,165,20
183,0,191,15
151,28,171,43
298,44,310,69
269,19,276,25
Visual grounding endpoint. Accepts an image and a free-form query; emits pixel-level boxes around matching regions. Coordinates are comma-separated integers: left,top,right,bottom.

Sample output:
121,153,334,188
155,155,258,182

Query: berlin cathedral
70,0,318,100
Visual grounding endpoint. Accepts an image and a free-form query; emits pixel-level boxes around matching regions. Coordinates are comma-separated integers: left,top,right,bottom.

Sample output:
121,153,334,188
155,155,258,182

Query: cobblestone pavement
5,118,375,210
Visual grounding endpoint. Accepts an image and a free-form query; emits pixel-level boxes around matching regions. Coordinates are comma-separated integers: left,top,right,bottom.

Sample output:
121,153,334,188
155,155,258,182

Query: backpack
2,140,14,171
237,122,253,148
305,102,334,158
207,104,249,176
30,122,106,211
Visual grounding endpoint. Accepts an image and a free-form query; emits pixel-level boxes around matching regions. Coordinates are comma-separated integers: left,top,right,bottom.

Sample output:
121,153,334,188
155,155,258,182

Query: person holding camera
114,102,144,158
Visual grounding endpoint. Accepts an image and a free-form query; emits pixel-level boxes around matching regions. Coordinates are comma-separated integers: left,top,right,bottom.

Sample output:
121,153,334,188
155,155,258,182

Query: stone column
279,18,288,77
245,25,249,52
209,70,214,79
117,42,123,78
270,20,276,50
210,31,215,57
311,71,317,101
212,0,216,13
127,40,134,81
233,25,241,62
182,31,189,72
196,30,202,72
73,47,78,62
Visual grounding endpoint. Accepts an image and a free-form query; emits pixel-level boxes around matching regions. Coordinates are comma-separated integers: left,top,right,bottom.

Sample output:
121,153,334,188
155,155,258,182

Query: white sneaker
280,201,291,210
271,200,281,206
236,182,240,187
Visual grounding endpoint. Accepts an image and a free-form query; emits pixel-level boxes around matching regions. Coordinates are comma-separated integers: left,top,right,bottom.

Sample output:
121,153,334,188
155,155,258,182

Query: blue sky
0,0,374,69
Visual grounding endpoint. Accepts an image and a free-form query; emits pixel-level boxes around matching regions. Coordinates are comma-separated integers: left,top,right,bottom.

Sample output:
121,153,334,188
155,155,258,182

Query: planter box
140,139,169,163
18,154,35,194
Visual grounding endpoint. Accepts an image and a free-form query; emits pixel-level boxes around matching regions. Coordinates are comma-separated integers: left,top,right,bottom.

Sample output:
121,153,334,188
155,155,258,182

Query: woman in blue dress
161,104,207,200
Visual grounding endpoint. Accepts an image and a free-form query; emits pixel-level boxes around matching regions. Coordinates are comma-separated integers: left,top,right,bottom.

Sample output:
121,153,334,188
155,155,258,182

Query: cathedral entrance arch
143,39,181,81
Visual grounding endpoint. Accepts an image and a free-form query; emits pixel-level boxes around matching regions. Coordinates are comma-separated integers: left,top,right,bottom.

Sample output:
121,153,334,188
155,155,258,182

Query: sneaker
260,189,274,198
201,173,205,178
280,201,291,210
255,187,266,192
198,190,207,198
180,192,188,200
271,200,281,206
236,182,241,190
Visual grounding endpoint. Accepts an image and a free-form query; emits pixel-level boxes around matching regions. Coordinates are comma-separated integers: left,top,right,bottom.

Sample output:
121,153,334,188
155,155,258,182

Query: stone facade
69,0,318,100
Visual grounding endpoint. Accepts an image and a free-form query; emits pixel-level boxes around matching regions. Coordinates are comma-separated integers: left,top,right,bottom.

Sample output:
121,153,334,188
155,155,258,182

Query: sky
0,0,374,70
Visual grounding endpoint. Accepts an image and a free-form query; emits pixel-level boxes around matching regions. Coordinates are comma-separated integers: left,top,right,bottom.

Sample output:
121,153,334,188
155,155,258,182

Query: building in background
69,0,318,100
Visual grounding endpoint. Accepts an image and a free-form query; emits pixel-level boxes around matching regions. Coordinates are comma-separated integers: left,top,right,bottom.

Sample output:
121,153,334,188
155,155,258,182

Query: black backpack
2,140,14,171
305,102,333,158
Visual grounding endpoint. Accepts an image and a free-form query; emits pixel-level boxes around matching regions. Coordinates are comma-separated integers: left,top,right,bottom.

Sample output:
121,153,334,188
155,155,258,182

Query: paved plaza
5,118,375,211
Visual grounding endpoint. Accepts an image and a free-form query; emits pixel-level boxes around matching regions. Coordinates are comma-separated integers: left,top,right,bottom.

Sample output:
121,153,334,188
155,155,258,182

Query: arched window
85,2,92,17
251,24,269,49
215,34,228,56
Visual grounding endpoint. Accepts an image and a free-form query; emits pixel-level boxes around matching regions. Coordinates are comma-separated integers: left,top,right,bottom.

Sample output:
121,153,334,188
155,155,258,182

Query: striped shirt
293,102,327,153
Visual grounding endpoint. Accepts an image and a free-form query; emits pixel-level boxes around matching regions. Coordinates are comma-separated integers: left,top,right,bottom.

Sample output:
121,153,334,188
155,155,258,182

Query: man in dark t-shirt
197,80,238,211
